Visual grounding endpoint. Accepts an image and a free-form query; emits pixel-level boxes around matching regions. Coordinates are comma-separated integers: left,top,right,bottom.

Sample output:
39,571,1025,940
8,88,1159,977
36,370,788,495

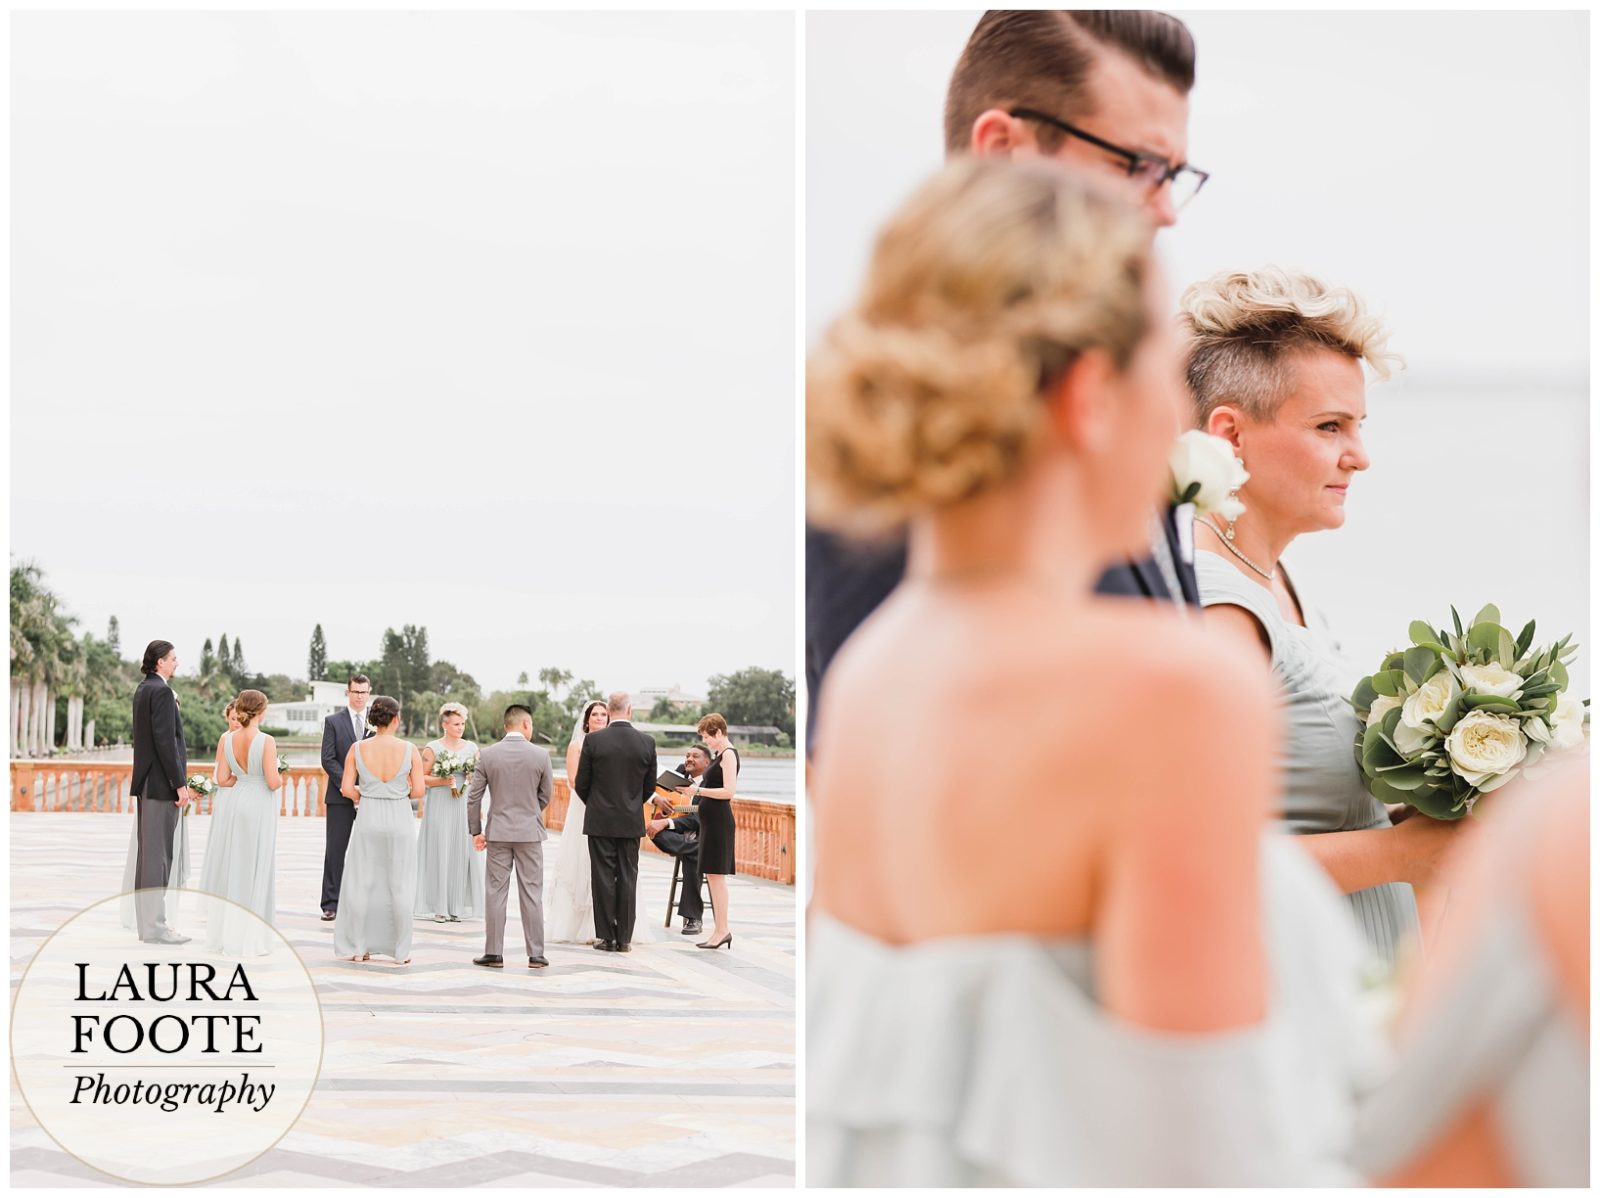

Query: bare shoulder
1082,601,1275,710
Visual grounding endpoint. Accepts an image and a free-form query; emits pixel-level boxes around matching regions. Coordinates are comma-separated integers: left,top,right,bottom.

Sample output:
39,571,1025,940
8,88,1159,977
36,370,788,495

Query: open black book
656,768,690,790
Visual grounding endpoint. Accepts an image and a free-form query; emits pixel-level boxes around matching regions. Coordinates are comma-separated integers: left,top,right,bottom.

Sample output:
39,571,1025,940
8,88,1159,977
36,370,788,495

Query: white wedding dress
807,834,1390,1186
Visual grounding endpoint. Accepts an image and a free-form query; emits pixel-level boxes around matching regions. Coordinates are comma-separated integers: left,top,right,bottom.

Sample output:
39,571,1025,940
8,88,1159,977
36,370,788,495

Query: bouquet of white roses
1169,429,1248,519
184,772,216,815
431,750,476,798
1350,605,1588,819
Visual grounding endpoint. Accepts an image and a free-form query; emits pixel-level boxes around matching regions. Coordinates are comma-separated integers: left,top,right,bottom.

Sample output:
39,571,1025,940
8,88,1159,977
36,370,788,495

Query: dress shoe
473,954,504,968
696,933,733,950
592,940,617,952
528,957,549,969
613,942,631,953
681,919,703,936
141,931,191,945
321,911,335,922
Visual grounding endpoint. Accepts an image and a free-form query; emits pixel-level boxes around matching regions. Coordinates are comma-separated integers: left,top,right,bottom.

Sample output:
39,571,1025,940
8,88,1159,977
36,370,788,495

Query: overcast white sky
808,11,1589,381
12,11,796,696
808,10,1589,690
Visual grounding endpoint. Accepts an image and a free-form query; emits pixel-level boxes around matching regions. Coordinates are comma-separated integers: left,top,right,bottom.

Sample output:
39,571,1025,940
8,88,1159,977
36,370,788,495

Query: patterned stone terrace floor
9,814,796,1187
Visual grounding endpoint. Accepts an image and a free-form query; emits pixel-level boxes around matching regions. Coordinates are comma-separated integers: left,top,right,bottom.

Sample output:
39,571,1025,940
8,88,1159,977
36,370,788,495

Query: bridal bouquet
275,754,291,777
431,750,476,797
1169,429,1247,519
184,773,216,814
1350,605,1588,819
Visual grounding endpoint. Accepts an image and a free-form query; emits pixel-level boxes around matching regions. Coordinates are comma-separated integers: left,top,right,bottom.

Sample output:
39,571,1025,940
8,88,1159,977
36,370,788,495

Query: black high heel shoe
696,933,733,950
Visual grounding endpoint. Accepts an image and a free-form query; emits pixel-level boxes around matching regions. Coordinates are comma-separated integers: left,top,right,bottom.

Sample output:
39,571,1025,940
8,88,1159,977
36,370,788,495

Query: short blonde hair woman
1181,265,1459,971
415,700,483,922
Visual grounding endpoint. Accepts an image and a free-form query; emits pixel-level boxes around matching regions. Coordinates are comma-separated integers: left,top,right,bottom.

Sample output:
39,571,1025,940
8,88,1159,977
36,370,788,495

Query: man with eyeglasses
320,672,373,920
807,10,1205,754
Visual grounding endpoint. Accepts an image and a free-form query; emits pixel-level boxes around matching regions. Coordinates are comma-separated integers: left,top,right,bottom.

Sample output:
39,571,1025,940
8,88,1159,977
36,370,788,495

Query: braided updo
807,157,1152,538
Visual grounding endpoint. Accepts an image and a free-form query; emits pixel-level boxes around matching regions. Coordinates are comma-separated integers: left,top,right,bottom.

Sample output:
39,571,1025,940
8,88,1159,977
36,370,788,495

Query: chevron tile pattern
9,813,795,1187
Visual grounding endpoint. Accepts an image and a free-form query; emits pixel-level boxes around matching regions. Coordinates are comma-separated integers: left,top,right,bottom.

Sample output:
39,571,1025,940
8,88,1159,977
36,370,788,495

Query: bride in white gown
545,700,608,942
805,158,1386,1185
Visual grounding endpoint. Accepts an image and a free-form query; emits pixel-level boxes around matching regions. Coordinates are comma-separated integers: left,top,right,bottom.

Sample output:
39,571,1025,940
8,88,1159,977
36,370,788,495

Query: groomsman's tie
1148,512,1187,616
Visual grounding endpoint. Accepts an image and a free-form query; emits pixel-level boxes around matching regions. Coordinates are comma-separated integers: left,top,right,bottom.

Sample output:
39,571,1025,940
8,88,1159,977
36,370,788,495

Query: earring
1223,457,1244,541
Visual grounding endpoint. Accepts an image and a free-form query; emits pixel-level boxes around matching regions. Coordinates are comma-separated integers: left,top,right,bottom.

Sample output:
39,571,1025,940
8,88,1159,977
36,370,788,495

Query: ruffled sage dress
807,835,1389,1186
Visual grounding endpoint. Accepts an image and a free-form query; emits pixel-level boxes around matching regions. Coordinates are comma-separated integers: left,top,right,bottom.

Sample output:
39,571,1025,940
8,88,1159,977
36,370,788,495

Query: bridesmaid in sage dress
1179,266,1464,971
334,696,425,964
200,691,281,957
414,701,482,921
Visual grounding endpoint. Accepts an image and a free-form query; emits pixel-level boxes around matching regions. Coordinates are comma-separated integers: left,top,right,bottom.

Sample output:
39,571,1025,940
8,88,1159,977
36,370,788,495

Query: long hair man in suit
319,672,372,920
130,639,193,944
467,703,553,969
574,691,658,952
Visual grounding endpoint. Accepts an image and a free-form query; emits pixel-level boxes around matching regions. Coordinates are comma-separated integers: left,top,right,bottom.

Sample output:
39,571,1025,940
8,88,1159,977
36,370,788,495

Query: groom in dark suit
806,10,1204,751
574,691,657,952
130,639,192,944
319,673,372,920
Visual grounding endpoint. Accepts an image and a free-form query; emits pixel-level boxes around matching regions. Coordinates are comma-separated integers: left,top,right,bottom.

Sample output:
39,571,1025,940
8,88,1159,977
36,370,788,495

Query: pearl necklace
1199,517,1277,582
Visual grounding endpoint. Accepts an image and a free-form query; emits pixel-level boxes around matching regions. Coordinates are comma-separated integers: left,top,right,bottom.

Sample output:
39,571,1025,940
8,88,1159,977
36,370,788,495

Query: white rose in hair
1445,711,1528,786
1550,693,1588,751
1169,430,1247,519
1400,670,1459,733
1459,663,1523,698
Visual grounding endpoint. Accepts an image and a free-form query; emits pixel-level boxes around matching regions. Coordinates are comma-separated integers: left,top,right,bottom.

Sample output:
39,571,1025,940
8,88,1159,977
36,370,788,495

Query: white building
634,684,705,713
263,680,351,735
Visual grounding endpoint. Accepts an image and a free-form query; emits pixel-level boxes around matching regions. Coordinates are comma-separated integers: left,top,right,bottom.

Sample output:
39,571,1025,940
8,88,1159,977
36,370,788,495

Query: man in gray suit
467,703,552,969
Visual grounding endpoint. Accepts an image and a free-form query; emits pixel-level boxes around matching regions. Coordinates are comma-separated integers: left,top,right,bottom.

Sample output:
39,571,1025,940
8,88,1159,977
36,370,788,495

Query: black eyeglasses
1008,108,1209,210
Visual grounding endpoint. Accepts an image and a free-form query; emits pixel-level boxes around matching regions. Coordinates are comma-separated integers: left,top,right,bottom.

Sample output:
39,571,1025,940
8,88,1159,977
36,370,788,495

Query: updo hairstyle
807,157,1152,537
1179,266,1401,425
367,696,401,729
233,690,268,727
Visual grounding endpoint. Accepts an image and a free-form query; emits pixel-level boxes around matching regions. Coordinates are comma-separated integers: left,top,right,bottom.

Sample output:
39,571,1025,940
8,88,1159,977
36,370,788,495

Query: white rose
1459,663,1523,698
1366,693,1402,727
1169,430,1247,518
1445,710,1529,786
1400,670,1459,733
1550,693,1588,751
1393,719,1433,758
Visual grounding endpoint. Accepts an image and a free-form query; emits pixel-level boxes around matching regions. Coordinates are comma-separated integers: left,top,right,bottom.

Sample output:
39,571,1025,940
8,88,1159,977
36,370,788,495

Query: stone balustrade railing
8,761,795,885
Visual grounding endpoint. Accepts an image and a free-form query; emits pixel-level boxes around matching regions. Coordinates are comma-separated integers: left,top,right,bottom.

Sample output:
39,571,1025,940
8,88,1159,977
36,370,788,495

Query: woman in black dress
680,712,737,949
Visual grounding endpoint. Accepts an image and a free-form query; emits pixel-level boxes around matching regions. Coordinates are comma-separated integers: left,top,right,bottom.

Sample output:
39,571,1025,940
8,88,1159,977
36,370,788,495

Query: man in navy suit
806,11,1205,750
130,639,192,943
319,673,372,919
